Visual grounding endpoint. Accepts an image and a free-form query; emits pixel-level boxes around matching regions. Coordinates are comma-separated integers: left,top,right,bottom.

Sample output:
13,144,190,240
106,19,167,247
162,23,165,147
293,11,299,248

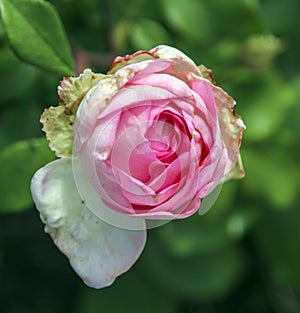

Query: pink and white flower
31,45,245,288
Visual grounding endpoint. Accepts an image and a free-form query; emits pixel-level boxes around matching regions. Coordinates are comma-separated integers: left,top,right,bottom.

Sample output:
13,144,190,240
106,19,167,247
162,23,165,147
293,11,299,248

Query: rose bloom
75,45,245,220
31,45,245,288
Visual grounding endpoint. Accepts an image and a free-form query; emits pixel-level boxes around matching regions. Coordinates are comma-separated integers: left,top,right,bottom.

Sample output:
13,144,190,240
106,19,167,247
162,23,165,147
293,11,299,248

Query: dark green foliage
0,138,56,212
0,0,299,312
0,0,74,75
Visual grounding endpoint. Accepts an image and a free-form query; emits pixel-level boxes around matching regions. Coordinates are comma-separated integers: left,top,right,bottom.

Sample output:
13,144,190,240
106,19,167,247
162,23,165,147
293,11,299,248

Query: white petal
31,158,146,288
150,45,195,63
150,45,202,76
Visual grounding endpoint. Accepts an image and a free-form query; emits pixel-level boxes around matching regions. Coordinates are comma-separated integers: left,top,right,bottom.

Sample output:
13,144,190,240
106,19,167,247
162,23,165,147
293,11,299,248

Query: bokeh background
1,0,300,312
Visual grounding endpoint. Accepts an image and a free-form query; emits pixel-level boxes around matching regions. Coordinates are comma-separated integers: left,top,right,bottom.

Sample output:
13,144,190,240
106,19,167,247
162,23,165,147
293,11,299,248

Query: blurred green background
0,0,300,312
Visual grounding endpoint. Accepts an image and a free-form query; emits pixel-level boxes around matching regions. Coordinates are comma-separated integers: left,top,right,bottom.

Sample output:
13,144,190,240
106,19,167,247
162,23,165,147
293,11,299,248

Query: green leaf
252,207,300,288
0,0,74,75
0,15,6,38
140,234,248,301
0,104,42,147
160,0,212,41
157,189,260,257
0,47,37,102
0,138,56,213
242,148,299,209
237,72,296,141
129,18,171,50
158,215,233,257
75,269,178,313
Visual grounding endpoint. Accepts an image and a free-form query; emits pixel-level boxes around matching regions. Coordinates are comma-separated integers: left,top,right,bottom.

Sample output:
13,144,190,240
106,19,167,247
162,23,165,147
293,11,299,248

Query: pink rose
31,45,245,288
74,45,245,222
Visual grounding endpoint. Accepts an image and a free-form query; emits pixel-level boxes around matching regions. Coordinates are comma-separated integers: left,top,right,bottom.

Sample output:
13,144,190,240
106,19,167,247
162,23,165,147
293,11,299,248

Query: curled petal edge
31,158,146,288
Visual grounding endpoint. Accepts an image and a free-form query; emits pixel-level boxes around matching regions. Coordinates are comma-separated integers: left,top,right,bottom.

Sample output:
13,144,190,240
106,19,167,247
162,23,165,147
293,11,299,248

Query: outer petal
74,60,154,151
31,158,146,288
41,105,74,157
41,69,105,158
150,45,202,76
58,69,105,114
108,51,156,74
212,85,246,177
109,45,202,77
179,66,245,179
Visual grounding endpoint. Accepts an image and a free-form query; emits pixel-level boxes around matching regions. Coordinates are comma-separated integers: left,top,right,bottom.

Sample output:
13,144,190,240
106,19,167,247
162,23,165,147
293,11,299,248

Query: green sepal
58,68,105,114
41,105,74,158
198,64,216,84
41,69,105,157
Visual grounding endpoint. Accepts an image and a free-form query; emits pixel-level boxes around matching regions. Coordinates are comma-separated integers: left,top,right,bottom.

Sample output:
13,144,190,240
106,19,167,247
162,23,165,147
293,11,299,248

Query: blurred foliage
0,137,55,212
0,0,300,312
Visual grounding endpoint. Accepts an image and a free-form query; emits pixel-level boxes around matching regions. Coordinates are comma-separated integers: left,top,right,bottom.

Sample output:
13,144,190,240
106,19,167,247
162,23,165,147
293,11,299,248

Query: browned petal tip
198,65,216,84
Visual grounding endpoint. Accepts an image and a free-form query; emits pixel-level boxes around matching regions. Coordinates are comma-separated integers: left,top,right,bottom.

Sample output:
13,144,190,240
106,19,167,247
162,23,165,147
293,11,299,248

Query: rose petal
127,146,201,219
98,85,174,120
109,51,156,74
212,84,246,177
75,61,154,151
58,69,105,114
188,78,218,121
130,72,196,103
75,155,148,224
150,45,202,76
40,105,75,157
31,158,146,288
74,77,118,151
